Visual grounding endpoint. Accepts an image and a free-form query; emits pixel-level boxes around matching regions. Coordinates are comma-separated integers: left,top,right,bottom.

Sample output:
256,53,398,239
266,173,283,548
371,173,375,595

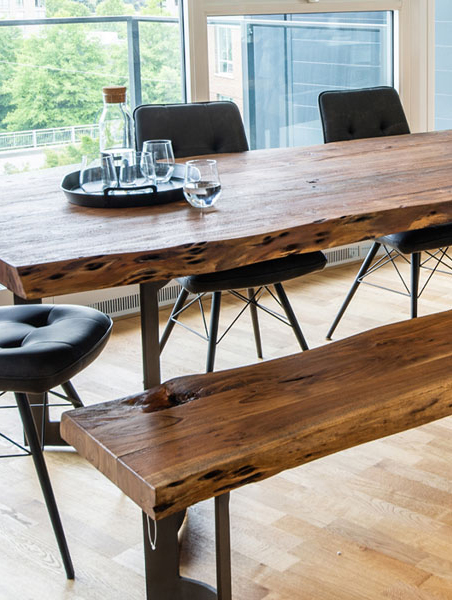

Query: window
208,12,393,149
215,26,233,75
0,12,184,175
435,0,452,130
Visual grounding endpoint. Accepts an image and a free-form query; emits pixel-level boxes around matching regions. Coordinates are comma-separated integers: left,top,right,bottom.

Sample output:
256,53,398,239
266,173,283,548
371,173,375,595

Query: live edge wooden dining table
2,129,452,596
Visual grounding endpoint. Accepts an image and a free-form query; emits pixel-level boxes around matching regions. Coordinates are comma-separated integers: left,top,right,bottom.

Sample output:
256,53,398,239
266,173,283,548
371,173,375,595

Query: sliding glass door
207,12,393,149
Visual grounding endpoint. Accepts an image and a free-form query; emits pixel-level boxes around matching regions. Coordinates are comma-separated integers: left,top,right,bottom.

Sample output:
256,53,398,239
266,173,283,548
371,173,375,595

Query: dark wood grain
3,130,452,298
61,309,452,520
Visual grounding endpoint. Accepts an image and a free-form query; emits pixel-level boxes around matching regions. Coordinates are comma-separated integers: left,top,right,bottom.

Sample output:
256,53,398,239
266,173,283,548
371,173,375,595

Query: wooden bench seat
61,309,452,522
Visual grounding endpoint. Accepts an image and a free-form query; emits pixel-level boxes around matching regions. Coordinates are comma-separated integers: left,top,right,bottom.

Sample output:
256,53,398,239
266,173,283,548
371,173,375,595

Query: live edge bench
61,310,452,600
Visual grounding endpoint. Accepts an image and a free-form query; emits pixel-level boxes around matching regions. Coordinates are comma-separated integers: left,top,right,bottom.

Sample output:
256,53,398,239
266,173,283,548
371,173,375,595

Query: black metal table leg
139,282,220,599
140,282,166,389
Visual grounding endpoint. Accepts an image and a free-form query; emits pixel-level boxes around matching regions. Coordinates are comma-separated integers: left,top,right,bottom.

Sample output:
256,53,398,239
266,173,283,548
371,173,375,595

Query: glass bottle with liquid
99,86,133,158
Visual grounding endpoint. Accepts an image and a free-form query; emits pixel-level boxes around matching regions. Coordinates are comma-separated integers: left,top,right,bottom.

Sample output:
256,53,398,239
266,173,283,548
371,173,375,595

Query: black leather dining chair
134,101,327,371
318,86,452,339
0,303,112,579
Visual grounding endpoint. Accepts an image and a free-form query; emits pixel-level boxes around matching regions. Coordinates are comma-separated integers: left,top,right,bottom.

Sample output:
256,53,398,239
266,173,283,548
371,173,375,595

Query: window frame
183,0,431,133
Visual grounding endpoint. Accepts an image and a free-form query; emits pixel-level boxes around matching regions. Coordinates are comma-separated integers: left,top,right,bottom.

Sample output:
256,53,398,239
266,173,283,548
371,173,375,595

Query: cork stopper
102,85,127,104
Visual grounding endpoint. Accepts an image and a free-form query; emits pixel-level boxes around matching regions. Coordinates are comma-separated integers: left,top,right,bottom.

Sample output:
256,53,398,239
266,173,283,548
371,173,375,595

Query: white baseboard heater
0,243,371,318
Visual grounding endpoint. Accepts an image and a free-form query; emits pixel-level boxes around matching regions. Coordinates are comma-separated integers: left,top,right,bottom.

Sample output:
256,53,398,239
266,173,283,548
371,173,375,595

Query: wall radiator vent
324,244,361,266
88,292,140,317
86,280,184,318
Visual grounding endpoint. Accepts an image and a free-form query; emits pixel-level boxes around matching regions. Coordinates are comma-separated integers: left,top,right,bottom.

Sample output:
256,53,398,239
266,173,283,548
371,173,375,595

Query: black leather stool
0,304,112,579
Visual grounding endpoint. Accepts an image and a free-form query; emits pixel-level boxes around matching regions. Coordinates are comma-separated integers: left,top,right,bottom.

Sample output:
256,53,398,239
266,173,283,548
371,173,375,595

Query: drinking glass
183,159,222,208
79,153,117,193
118,151,155,188
142,139,175,184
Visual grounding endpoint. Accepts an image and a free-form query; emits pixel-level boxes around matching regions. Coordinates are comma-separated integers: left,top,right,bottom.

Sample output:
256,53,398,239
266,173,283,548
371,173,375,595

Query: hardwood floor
1,259,452,599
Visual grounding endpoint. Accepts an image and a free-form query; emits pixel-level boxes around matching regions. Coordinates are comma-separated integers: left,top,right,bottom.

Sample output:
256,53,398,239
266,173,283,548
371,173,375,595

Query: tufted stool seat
1,303,112,580
0,304,112,392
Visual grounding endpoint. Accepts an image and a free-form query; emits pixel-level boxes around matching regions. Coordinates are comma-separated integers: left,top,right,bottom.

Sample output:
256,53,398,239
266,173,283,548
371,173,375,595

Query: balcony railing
0,13,186,112
0,124,99,151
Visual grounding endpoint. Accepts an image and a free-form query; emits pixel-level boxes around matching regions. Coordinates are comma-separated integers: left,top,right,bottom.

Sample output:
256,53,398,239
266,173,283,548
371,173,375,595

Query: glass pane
140,19,183,106
207,12,393,149
435,0,452,130
0,3,183,175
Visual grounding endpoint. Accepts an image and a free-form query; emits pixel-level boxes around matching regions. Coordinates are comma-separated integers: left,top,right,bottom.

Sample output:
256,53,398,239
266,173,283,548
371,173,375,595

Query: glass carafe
99,86,133,158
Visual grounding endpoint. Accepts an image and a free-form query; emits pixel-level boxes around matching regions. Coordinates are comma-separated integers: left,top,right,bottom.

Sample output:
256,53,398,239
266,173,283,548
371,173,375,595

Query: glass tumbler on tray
79,153,117,194
142,139,175,183
118,151,155,188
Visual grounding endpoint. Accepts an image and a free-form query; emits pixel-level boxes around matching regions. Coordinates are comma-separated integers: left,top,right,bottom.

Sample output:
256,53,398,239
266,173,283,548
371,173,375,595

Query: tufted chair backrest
133,101,249,158
318,86,410,143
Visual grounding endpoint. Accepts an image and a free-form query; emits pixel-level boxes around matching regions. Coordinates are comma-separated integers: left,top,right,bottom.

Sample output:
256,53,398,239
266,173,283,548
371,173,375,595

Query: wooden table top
2,129,452,299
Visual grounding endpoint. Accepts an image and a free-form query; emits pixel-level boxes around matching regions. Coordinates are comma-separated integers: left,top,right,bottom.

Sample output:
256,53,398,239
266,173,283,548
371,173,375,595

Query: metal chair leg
248,288,263,359
159,288,190,353
411,252,421,319
273,282,309,351
14,393,74,579
326,241,381,340
206,292,222,373
61,381,83,408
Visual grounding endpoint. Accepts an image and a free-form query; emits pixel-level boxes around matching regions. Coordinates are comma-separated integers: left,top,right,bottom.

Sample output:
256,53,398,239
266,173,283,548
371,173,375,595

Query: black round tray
61,164,185,208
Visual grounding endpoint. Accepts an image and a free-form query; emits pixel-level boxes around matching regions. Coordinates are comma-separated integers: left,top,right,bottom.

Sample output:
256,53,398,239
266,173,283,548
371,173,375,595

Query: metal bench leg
15,393,74,579
142,511,217,600
215,493,232,600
